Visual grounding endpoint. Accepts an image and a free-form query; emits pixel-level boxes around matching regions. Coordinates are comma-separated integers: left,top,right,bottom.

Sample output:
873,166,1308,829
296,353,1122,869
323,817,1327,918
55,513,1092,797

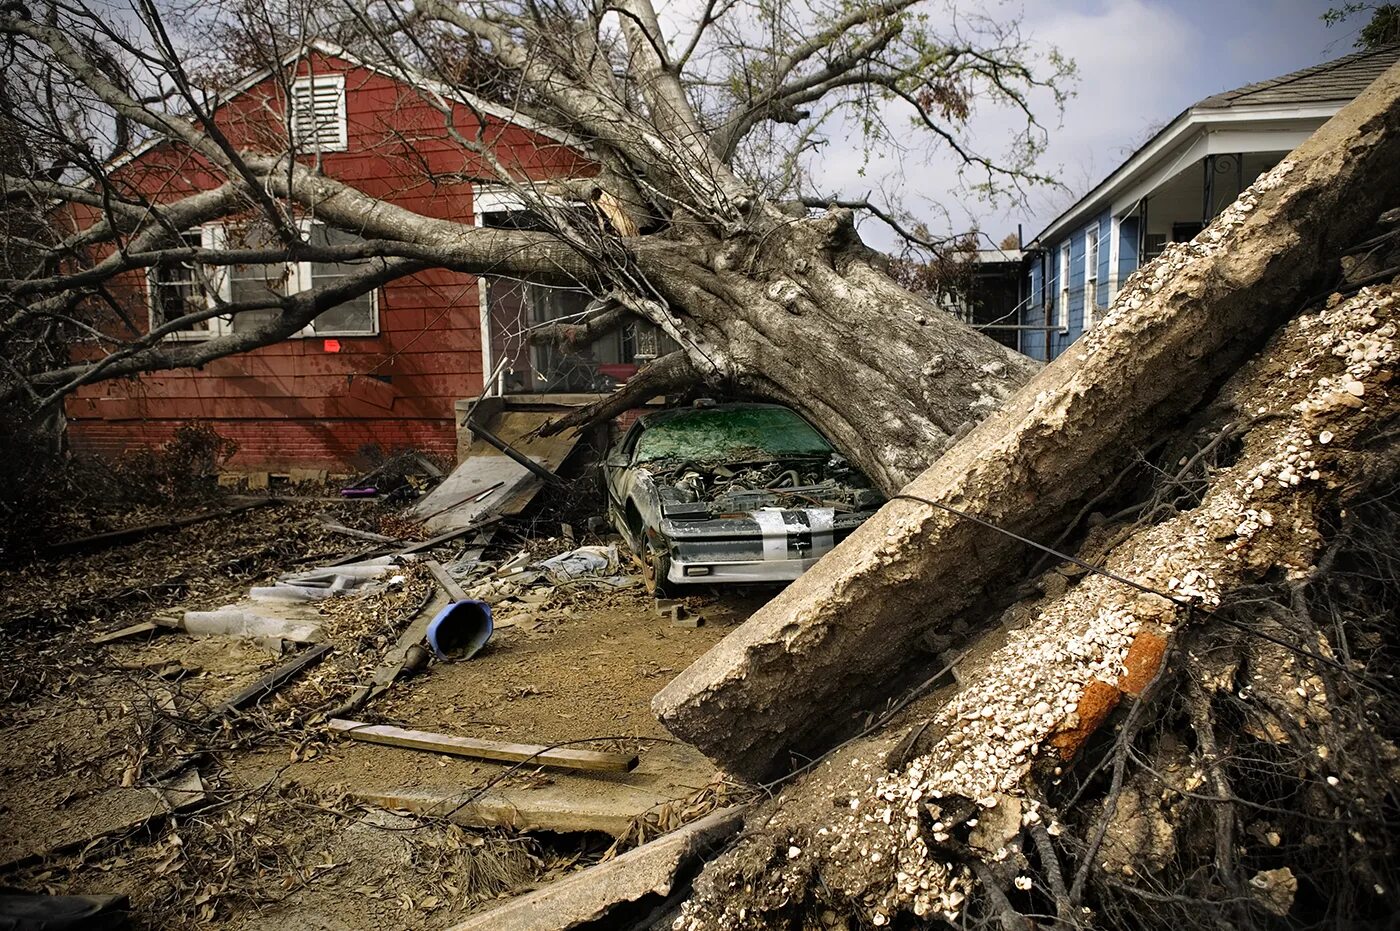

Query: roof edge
1028,99,1339,247
105,39,589,174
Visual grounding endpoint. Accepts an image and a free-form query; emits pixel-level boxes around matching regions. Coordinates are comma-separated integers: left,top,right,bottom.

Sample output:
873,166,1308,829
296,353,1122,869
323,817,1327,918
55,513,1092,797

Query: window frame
290,72,348,153
295,218,381,337
146,226,227,341
148,219,380,341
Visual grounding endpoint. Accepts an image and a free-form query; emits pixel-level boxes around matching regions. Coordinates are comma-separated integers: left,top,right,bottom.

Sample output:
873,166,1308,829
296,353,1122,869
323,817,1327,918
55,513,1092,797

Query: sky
806,0,1365,251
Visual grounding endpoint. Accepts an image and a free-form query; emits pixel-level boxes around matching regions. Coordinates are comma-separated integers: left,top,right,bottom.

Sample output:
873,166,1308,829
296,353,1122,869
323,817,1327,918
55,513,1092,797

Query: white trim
473,196,494,389
297,218,380,337
472,183,580,217
1057,242,1070,334
1083,223,1099,330
1030,101,1343,247
1107,215,1121,299
148,225,228,340
150,220,381,340
471,182,594,394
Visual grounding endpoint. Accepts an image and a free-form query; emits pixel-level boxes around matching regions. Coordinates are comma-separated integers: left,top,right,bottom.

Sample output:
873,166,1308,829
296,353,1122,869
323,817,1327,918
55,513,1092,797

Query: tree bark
653,60,1400,782
619,207,1038,492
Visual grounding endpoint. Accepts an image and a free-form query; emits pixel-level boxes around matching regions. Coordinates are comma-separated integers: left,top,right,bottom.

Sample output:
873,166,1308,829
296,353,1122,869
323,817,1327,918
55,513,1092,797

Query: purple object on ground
340,486,380,498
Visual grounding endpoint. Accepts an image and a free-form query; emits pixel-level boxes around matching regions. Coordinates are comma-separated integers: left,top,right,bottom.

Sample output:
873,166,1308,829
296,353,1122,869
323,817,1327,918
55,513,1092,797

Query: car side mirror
604,454,629,469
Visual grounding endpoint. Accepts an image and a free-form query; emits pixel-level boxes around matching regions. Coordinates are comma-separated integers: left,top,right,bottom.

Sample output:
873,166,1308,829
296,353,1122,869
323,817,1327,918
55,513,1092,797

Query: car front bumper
666,554,824,584
657,507,874,585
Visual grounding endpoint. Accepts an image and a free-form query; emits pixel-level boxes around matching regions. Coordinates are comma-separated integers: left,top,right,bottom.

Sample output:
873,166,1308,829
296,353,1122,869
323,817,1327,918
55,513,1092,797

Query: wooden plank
91,620,161,645
318,519,402,545
328,720,639,773
424,559,467,601
204,643,333,723
45,498,275,556
396,514,504,554
351,787,641,837
445,807,745,931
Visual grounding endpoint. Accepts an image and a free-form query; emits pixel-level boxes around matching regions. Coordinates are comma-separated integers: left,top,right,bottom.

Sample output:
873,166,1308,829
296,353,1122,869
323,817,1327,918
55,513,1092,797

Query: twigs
1027,821,1073,928
967,858,1028,931
1068,669,1162,908
1184,679,1247,919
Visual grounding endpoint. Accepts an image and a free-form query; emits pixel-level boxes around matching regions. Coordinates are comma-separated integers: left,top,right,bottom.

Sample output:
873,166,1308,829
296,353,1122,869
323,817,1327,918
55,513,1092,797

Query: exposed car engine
653,455,883,519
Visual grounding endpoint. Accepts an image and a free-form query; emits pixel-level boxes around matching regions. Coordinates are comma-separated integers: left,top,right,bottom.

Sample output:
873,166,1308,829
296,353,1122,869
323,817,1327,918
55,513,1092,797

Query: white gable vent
290,74,347,152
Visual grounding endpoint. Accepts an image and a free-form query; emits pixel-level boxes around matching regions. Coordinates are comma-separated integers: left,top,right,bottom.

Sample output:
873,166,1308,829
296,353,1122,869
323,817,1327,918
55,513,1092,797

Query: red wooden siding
65,51,593,471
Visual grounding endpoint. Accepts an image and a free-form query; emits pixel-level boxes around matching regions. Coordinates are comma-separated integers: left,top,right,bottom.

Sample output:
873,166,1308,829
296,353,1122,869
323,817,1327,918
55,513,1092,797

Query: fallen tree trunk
677,244,1400,931
654,60,1400,781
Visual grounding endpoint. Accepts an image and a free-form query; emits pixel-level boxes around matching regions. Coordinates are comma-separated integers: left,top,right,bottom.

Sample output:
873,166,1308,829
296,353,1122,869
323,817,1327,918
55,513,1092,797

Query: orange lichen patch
1048,679,1121,760
1118,630,1169,696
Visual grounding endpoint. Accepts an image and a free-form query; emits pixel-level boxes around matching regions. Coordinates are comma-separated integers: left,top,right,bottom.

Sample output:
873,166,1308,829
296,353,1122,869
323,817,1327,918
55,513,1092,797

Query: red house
65,42,640,472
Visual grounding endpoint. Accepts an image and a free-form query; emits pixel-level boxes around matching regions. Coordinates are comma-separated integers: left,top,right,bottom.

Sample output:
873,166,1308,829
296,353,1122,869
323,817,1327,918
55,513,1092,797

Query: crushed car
603,401,885,593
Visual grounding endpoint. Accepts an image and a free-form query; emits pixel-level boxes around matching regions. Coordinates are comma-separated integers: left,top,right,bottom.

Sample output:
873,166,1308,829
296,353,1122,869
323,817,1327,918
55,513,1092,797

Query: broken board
0,769,207,869
337,735,717,837
412,409,581,532
351,784,652,837
204,644,334,723
445,806,745,931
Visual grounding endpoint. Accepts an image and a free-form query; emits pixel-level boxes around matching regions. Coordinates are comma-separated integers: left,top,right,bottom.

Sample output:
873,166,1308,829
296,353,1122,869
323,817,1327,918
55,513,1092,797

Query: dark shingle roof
1196,44,1400,110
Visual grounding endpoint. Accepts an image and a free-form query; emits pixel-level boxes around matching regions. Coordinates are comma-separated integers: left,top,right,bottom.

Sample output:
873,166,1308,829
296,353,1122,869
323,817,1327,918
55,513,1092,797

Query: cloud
796,0,1199,251
653,0,1339,252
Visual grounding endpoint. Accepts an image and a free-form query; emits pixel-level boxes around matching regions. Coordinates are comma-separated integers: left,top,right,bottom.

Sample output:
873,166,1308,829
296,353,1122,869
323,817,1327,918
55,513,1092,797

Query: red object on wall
64,44,594,472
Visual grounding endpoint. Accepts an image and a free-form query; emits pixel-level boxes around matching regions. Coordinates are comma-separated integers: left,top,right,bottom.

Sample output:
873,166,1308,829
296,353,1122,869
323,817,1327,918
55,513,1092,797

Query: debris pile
0,431,747,928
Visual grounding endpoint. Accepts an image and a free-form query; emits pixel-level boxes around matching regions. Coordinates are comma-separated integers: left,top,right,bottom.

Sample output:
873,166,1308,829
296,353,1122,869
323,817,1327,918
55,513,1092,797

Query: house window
290,73,347,152
302,223,378,335
149,229,216,336
225,219,292,334
1057,242,1070,332
148,219,379,339
1084,225,1099,329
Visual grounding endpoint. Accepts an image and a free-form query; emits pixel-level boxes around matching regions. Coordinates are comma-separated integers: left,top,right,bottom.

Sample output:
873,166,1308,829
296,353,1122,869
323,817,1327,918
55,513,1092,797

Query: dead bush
113,424,239,504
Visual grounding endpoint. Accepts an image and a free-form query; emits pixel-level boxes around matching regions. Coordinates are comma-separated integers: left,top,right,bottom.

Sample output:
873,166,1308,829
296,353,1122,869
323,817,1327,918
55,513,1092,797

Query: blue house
1017,44,1400,361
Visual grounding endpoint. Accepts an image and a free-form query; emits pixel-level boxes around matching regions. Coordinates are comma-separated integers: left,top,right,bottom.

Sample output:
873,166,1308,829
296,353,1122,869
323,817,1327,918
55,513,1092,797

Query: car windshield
633,407,833,464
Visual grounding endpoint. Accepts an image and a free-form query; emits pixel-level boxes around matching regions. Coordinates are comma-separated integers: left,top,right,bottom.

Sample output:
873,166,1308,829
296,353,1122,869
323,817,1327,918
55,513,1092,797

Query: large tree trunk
654,60,1400,782
677,273,1400,929
620,208,1038,493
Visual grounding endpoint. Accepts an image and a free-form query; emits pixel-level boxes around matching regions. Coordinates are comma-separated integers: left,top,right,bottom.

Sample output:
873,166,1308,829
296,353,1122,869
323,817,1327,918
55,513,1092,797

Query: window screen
308,224,376,334
151,231,210,331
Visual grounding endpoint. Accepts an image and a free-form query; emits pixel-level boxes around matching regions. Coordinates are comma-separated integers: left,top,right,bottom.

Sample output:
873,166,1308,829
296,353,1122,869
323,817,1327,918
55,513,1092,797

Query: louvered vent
291,75,346,151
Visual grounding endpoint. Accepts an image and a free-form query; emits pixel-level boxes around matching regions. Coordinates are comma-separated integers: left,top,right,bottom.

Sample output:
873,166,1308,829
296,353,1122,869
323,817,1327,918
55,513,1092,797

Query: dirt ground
0,491,763,929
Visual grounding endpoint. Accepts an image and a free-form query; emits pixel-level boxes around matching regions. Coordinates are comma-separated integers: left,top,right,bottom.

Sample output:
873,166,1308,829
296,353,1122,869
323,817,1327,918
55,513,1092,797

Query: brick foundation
67,418,456,472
